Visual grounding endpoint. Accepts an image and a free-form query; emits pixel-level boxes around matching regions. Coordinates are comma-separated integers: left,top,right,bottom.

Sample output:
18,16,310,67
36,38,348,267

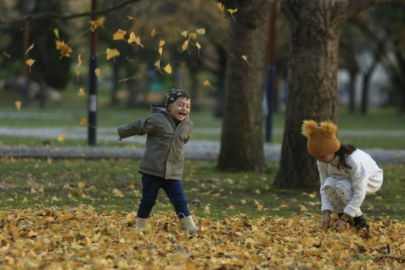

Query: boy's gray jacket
117,107,192,180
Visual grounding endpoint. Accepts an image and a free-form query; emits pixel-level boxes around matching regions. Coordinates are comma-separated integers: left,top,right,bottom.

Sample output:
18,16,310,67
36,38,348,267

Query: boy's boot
353,215,370,232
338,213,354,227
180,215,199,233
135,217,149,231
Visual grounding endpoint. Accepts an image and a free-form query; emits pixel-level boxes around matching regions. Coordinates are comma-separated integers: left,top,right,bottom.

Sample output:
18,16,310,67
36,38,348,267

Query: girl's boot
180,215,199,233
135,217,149,231
353,215,370,232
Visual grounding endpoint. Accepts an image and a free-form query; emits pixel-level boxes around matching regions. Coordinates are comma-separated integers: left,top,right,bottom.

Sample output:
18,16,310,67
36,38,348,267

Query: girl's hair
335,144,357,170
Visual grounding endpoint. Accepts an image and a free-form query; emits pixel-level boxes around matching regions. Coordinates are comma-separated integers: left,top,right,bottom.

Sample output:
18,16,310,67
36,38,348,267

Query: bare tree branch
333,0,396,26
0,0,141,25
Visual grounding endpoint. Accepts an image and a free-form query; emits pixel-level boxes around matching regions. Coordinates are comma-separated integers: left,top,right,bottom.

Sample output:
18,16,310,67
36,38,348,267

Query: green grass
1,158,404,222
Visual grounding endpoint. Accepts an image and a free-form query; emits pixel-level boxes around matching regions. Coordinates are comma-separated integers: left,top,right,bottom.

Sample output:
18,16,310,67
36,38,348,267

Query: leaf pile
1,206,404,269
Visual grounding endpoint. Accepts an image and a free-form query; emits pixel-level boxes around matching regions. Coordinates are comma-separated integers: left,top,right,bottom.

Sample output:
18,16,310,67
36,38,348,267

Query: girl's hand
322,210,332,229
118,137,122,141
333,219,347,232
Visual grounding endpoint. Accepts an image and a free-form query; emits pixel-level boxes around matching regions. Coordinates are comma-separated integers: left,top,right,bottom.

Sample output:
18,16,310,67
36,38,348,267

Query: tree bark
217,0,272,172
275,0,393,189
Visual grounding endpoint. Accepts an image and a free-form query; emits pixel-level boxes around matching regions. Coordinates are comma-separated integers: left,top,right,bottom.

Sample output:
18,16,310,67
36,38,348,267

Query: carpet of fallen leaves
1,205,404,269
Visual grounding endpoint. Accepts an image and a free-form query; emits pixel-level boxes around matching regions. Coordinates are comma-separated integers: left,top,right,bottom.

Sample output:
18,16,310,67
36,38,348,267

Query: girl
302,120,383,232
118,89,199,233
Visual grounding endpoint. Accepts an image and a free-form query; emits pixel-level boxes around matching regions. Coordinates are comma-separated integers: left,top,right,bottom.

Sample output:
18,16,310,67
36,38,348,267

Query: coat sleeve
343,158,368,217
117,117,156,139
318,161,334,213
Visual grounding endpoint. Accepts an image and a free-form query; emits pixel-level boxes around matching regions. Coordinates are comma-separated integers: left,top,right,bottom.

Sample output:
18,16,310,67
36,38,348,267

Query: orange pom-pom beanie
301,120,341,157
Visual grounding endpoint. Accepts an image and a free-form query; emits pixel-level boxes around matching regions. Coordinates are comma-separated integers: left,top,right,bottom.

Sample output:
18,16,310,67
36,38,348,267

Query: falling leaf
181,40,190,53
154,60,161,71
15,101,22,112
3,52,11,58
227,8,238,22
217,3,225,12
25,43,34,55
77,54,82,68
106,48,120,60
78,88,86,97
203,80,211,86
196,28,205,35
163,64,172,74
128,32,144,48
94,68,101,80
158,48,163,56
150,28,156,37
55,41,73,58
54,28,59,39
188,33,197,40
242,55,251,65
57,135,66,142
76,69,81,82
159,40,165,47
125,15,134,21
79,118,87,126
90,17,105,32
196,42,202,57
26,59,35,73
113,29,127,40
180,31,189,38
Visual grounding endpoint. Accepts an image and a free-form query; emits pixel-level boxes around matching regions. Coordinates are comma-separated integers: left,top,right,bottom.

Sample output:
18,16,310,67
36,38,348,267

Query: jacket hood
151,105,168,115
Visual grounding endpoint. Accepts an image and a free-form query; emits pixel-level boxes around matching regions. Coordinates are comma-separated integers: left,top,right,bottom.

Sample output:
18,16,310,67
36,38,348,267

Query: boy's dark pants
137,173,190,218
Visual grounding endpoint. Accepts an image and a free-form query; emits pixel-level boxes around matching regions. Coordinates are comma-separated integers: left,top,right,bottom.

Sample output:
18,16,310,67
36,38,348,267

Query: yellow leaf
154,60,161,70
25,43,34,55
76,69,81,82
159,40,165,47
22,197,28,203
55,40,73,57
163,64,172,74
299,204,308,212
128,32,144,48
196,28,205,35
217,3,224,12
150,28,156,37
227,8,238,22
196,42,202,57
57,134,66,142
204,204,211,214
158,47,163,56
26,59,35,72
126,15,134,21
188,32,197,40
77,54,82,68
90,17,105,32
51,196,60,202
3,52,11,58
78,88,86,97
113,188,124,198
203,80,211,86
94,68,101,78
79,118,87,126
54,28,59,39
113,29,127,40
181,40,189,53
106,48,120,60
242,55,251,65
15,101,22,112
180,30,189,38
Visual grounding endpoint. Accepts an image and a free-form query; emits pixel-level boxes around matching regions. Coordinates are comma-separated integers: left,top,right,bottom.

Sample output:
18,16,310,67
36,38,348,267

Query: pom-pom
320,121,338,138
302,120,318,138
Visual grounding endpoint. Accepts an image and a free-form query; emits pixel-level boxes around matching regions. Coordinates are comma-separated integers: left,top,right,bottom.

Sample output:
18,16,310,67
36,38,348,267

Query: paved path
0,127,404,165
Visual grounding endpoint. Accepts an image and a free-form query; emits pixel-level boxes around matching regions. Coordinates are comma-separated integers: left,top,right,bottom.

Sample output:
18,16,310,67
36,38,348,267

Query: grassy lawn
1,158,404,222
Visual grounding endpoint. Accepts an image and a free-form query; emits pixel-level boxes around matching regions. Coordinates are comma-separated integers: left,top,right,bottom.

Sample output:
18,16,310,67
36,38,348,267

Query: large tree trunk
215,46,228,118
274,0,392,189
217,0,272,172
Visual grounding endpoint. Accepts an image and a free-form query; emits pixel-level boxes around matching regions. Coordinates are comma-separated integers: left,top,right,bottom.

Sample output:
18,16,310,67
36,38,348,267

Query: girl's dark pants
137,173,190,218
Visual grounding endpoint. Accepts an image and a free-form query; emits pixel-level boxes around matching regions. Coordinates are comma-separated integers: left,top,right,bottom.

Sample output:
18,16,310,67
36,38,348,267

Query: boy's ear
302,120,318,138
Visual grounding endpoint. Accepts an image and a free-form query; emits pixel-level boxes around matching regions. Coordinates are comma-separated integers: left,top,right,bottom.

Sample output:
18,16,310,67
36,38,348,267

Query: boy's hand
118,137,122,141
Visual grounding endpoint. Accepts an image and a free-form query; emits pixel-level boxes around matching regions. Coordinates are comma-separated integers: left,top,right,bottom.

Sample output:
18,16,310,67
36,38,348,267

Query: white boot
135,217,148,231
180,215,199,233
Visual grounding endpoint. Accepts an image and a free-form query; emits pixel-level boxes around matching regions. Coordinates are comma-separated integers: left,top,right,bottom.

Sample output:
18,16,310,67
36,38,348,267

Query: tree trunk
274,1,340,188
360,69,374,115
217,0,272,172
348,68,357,113
215,46,227,118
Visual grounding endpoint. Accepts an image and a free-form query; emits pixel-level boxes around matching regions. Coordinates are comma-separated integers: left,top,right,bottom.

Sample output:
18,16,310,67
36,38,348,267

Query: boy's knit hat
301,120,341,157
165,89,191,109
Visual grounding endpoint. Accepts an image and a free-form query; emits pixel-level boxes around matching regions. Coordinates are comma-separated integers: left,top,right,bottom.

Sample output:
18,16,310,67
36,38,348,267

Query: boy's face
168,97,191,121
316,153,335,163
